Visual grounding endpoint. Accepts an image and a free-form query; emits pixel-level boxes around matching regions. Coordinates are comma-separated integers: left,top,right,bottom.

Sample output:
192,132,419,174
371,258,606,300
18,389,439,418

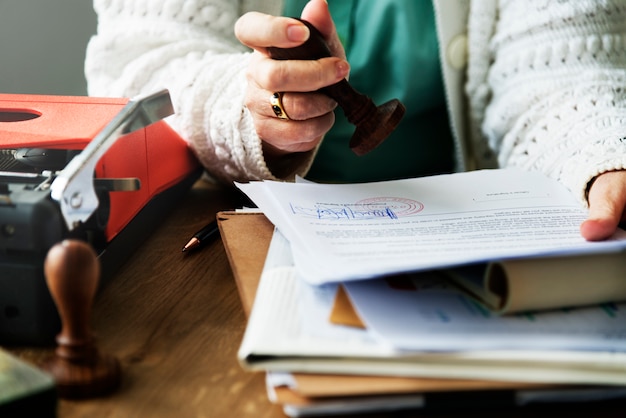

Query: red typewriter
0,90,201,344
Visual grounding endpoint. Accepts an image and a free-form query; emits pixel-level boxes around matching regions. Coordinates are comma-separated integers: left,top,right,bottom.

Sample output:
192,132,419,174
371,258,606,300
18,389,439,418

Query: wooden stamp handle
43,239,120,398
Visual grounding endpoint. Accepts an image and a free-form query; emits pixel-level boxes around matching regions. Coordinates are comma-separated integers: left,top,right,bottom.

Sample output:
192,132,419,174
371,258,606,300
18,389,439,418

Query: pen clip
50,89,174,231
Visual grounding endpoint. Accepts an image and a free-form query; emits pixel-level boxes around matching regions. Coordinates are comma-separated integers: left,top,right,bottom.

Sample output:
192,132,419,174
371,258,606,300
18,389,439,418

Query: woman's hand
581,170,626,240
235,0,349,159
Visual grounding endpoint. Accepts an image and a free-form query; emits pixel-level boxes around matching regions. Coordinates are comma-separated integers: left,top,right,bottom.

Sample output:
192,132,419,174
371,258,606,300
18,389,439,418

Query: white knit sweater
85,0,626,204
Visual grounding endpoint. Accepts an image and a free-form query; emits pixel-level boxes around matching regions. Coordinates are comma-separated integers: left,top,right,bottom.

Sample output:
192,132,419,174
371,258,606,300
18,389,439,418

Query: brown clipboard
217,211,275,317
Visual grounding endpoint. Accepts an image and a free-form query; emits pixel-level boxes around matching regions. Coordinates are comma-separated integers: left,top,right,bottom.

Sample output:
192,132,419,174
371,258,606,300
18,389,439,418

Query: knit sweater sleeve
84,0,312,184
467,0,626,205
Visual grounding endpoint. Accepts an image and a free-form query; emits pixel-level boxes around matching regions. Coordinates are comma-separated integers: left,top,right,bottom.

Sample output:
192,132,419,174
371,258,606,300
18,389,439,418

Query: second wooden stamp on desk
41,239,121,399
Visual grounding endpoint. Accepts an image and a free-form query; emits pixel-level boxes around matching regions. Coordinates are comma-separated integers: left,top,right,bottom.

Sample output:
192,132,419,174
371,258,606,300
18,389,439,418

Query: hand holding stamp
267,19,405,156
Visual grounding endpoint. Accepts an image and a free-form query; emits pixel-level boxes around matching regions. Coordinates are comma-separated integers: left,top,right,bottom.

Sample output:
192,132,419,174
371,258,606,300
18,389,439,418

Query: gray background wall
0,1,97,96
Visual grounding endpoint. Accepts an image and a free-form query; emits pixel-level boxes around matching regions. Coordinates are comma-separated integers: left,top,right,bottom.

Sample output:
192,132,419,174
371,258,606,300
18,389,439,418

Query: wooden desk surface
6,181,626,418
9,180,281,417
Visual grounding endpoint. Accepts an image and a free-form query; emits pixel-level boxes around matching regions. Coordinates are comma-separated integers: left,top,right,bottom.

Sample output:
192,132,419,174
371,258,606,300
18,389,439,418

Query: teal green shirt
283,0,454,183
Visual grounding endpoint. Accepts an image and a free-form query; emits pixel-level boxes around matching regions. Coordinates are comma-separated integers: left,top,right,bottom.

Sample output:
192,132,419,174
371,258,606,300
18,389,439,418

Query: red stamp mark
355,197,424,217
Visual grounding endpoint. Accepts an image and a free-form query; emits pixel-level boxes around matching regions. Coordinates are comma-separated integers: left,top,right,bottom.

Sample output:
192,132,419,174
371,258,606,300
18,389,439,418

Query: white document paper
237,228,392,360
343,275,626,352
237,229,626,386
236,169,626,285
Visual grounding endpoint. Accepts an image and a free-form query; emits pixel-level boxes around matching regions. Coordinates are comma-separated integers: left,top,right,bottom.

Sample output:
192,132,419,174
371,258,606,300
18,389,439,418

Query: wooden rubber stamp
41,239,121,398
268,19,406,156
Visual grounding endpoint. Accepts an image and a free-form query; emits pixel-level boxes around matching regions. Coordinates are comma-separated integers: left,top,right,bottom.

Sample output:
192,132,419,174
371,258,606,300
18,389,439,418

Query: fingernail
287,23,309,42
335,60,350,79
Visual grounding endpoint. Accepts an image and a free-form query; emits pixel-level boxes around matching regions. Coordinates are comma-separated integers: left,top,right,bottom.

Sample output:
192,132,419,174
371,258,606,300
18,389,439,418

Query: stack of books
219,168,626,416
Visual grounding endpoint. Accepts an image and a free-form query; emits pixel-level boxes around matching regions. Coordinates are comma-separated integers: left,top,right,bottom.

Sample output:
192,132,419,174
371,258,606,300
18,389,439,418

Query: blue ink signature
290,203,398,220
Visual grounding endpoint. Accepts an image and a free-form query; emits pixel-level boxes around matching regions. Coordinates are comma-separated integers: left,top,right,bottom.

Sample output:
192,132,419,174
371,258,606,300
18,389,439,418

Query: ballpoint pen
182,219,220,252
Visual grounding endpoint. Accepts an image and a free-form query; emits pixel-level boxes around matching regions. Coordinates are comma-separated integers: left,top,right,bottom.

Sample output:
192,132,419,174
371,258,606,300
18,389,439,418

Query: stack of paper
227,168,626,416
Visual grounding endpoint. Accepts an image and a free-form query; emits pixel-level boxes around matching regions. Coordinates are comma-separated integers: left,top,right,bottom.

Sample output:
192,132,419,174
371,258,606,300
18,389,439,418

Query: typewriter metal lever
50,89,174,230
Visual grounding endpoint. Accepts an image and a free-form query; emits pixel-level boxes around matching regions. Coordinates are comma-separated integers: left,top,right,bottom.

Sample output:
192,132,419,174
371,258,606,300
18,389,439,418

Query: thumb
300,0,346,60
580,171,626,240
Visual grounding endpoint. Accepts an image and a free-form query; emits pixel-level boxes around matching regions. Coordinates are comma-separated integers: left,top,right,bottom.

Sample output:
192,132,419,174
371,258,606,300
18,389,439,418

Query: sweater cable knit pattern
470,0,626,203
86,0,282,184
